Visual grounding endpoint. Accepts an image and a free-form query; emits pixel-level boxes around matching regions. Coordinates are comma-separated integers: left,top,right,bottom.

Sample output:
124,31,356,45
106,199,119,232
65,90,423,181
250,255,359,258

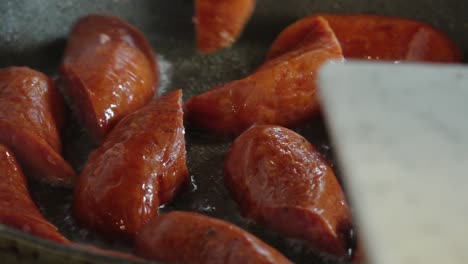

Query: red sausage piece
135,211,292,264
186,16,343,136
195,0,256,53
73,90,188,239
0,67,75,186
0,144,69,243
60,14,159,142
267,14,461,62
224,125,352,256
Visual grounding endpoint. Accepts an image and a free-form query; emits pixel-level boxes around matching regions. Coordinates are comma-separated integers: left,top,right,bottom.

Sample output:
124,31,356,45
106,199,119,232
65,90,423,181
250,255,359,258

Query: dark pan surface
0,0,466,263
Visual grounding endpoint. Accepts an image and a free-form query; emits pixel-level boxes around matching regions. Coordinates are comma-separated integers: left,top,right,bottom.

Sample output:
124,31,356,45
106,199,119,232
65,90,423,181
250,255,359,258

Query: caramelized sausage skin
224,125,352,256
135,211,292,264
186,17,343,136
0,144,69,243
195,0,255,53
267,14,461,62
60,14,159,142
73,90,188,239
0,67,75,186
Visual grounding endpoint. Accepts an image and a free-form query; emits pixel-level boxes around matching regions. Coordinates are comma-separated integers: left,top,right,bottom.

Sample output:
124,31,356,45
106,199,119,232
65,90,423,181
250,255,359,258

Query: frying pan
0,0,466,263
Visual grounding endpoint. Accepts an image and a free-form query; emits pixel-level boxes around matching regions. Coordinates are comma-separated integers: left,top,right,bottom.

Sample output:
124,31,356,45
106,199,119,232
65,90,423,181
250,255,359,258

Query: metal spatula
319,61,468,264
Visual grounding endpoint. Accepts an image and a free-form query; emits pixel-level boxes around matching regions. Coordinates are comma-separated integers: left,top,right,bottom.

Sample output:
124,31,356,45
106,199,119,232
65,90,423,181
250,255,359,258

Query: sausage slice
60,14,159,142
267,14,461,62
195,0,255,53
0,144,69,243
73,90,188,239
224,125,352,256
186,16,343,136
135,211,292,264
0,67,75,186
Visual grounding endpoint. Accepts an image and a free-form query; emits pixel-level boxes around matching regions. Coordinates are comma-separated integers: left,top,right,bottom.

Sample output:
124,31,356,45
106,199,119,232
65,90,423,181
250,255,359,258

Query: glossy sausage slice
186,16,343,136
60,14,159,142
267,14,461,62
73,90,188,239
135,211,292,264
224,125,352,256
195,0,255,53
0,144,69,243
0,67,75,186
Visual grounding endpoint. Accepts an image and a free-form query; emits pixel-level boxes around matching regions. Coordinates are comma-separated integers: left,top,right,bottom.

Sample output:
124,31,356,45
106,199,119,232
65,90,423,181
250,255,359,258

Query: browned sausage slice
0,144,69,243
73,90,188,239
195,0,256,53
267,14,461,62
224,125,352,256
60,14,159,142
186,16,343,136
0,67,75,186
135,211,292,264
